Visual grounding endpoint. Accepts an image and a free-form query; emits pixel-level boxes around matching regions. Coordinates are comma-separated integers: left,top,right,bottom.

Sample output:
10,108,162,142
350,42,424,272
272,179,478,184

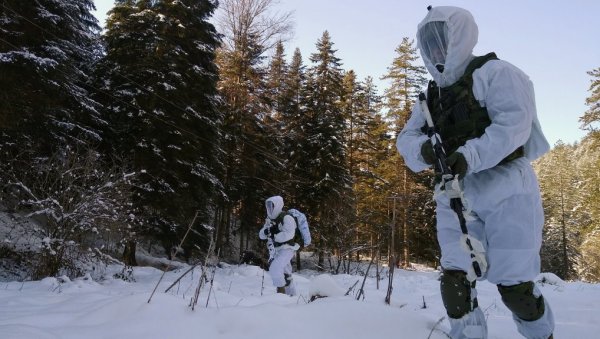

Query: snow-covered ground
0,262,599,339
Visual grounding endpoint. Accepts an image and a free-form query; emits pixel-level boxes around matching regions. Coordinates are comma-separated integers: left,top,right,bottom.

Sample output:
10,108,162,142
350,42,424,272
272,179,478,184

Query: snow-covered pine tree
579,68,600,136
535,141,584,280
573,67,600,281
573,134,600,281
265,43,307,206
93,0,224,260
300,31,352,267
0,0,102,152
279,47,308,209
266,41,289,118
213,0,292,259
0,0,127,277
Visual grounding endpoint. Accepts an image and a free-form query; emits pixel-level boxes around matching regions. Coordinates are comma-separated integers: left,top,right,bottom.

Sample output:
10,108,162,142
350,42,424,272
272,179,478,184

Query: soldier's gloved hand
446,152,468,178
420,140,435,165
268,225,278,236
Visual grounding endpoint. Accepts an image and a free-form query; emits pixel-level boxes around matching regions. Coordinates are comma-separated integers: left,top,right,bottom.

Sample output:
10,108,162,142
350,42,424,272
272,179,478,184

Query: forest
1,0,599,283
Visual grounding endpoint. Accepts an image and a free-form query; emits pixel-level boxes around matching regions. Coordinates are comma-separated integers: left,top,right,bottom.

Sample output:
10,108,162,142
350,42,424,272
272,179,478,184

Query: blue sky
93,0,600,146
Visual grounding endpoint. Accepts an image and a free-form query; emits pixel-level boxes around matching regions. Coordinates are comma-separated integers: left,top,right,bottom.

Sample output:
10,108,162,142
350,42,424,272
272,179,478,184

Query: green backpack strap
458,52,499,98
272,210,300,246
273,211,287,227
464,52,498,76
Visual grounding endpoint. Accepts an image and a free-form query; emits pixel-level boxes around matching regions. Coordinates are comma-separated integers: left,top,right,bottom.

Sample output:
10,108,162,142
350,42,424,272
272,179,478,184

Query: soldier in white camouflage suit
396,6,554,339
258,196,299,296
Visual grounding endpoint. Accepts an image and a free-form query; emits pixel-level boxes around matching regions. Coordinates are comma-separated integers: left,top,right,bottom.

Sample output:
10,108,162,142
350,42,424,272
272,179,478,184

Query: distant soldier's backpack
287,209,311,247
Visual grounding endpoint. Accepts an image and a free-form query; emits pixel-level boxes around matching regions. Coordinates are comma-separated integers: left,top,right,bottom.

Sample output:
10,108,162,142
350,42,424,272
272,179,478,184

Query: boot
276,286,286,294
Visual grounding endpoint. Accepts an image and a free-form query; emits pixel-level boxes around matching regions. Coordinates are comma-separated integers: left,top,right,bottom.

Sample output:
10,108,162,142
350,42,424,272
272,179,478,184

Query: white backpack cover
288,209,311,247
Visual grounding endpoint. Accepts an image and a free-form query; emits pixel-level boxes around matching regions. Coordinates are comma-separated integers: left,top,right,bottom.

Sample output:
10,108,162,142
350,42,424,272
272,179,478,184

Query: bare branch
216,0,294,55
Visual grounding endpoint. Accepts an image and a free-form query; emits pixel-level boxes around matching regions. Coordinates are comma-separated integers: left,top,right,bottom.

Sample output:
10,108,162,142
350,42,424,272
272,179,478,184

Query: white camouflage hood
265,196,284,219
417,6,478,87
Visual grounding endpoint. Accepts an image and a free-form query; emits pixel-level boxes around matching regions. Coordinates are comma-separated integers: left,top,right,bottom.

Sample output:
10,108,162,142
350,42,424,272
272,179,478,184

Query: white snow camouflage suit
258,196,299,296
396,6,554,339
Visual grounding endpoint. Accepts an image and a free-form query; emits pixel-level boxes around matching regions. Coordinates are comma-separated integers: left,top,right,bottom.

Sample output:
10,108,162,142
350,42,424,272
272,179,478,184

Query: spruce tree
266,41,289,117
214,0,292,258
285,48,306,125
572,67,600,280
94,0,224,259
280,48,310,270
300,31,352,266
0,1,131,275
265,44,314,268
270,46,307,207
579,67,600,136
342,74,396,262
0,0,102,152
535,141,583,279
380,37,430,267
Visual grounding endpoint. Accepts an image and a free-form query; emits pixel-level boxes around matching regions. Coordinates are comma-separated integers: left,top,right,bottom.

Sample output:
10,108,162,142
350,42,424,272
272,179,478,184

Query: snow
1,262,600,338
0,51,58,68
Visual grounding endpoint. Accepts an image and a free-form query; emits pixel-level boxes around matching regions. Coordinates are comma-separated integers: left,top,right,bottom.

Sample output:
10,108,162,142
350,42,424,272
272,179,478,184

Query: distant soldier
258,196,299,296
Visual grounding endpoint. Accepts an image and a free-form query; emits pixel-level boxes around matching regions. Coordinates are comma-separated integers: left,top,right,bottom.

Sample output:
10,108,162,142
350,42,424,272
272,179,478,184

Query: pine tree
381,38,428,129
300,31,352,267
0,1,135,275
273,47,307,207
572,67,600,281
266,41,289,117
285,48,306,126
579,67,600,136
94,0,224,260
535,141,584,279
214,0,292,259
0,0,102,152
337,69,364,267
342,75,396,263
572,134,600,281
380,37,429,267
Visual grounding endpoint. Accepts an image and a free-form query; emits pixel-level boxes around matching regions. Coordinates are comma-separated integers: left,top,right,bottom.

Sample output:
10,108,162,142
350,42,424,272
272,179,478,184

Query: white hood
417,6,478,87
265,196,284,219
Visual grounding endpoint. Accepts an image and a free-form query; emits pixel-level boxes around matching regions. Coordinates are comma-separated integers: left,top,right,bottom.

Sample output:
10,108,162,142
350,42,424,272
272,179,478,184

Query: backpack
287,209,311,247
274,208,311,247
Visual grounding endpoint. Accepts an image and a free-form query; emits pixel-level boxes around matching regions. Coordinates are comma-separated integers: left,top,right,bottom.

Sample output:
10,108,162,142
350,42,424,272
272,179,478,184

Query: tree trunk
123,240,138,266
295,251,301,270
318,249,324,271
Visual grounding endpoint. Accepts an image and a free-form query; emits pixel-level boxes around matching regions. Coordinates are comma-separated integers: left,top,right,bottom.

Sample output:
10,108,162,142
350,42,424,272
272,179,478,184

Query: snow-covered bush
0,147,138,279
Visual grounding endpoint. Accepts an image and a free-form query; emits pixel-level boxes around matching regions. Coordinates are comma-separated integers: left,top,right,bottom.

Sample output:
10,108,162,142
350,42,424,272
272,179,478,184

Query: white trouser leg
283,259,296,296
436,159,553,338
268,247,295,287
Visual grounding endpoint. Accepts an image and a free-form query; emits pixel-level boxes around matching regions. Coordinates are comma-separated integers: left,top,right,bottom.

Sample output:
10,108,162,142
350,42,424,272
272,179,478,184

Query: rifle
263,218,276,264
418,93,487,282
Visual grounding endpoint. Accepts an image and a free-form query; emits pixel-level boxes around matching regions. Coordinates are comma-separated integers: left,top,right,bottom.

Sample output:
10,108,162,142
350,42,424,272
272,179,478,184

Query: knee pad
440,270,478,319
497,282,545,321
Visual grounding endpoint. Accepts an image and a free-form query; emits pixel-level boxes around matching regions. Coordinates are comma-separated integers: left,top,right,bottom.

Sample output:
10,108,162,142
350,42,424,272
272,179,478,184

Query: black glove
446,152,468,178
263,224,278,237
420,140,435,165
